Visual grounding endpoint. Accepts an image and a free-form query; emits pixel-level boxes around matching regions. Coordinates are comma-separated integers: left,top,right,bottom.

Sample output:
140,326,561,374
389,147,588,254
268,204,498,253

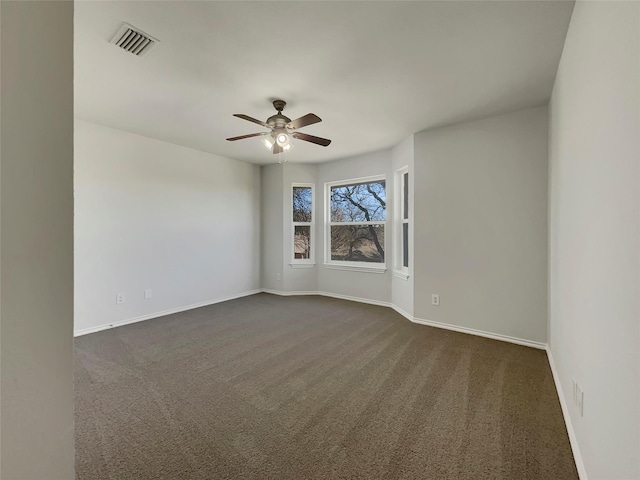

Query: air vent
110,23,159,56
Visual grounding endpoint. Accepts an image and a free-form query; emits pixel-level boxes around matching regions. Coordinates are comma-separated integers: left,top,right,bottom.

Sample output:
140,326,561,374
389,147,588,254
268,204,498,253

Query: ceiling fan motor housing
267,115,291,128
267,100,291,128
270,101,291,146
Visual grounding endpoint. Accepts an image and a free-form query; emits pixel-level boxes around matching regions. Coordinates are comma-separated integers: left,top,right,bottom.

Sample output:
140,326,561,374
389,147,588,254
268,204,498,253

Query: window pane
294,225,311,259
330,225,384,263
402,223,409,268
293,186,312,222
403,172,409,220
330,181,386,222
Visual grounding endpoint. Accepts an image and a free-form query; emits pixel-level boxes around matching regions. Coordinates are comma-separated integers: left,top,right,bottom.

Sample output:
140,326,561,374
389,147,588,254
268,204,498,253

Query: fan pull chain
278,149,289,165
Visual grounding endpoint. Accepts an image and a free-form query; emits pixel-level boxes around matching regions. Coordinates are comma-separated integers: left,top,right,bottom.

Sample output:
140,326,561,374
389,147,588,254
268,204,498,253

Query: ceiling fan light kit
226,100,331,157
262,137,274,150
263,134,292,152
276,132,291,147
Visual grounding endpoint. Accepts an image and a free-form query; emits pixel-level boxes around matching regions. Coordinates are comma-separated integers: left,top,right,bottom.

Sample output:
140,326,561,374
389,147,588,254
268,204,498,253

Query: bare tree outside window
329,180,386,263
293,187,312,222
293,186,313,260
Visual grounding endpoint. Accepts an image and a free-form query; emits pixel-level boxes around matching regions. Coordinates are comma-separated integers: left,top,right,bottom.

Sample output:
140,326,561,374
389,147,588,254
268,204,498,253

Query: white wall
316,150,393,304
549,1,639,478
414,106,549,344
261,163,284,291
74,120,261,334
391,135,414,317
1,1,75,478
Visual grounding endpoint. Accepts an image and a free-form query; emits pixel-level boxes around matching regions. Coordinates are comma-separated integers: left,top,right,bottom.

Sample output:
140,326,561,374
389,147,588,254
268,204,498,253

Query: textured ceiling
75,1,574,164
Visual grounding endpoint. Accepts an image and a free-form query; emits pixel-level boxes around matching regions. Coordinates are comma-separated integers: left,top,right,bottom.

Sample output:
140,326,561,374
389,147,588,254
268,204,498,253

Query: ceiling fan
226,100,332,154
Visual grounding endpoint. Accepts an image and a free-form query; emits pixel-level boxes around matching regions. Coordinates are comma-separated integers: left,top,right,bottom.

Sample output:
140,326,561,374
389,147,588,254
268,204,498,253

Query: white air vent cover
110,23,159,56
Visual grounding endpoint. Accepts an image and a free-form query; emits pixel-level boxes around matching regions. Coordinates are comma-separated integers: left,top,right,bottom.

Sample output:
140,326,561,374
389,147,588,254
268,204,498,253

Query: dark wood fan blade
233,114,270,128
286,113,322,130
226,132,268,141
272,144,283,154
292,132,331,147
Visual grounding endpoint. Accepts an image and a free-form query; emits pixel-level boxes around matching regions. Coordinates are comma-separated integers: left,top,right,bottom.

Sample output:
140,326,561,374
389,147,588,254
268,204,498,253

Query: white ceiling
75,1,574,165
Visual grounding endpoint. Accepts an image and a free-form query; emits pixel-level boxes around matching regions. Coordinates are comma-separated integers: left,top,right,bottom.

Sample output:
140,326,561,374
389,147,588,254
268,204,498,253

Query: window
292,184,314,266
394,167,409,279
325,176,386,272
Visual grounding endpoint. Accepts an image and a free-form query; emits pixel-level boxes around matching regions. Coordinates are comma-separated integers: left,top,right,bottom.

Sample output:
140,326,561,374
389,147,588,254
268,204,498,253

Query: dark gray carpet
74,293,578,479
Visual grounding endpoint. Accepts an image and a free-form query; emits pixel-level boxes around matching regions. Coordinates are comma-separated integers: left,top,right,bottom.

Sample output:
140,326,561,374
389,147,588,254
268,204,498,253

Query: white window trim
291,183,315,266
324,174,387,273
393,270,409,280
324,262,386,274
393,166,409,279
290,263,316,269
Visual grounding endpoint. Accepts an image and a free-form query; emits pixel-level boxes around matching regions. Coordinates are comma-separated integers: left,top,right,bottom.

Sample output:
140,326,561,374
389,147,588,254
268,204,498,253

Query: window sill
393,270,410,280
323,263,387,274
290,263,316,269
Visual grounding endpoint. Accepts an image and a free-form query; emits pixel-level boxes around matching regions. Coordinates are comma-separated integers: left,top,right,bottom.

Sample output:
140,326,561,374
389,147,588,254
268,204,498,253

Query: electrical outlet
276,273,281,281
144,288,152,300
432,294,440,306
116,292,126,304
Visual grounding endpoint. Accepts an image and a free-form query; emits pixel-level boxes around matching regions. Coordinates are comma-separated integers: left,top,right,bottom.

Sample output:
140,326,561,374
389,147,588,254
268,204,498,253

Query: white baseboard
262,288,391,308
261,289,318,297
73,289,262,337
390,303,413,322
317,291,391,308
410,316,547,350
546,348,588,480
261,289,546,350
78,287,549,352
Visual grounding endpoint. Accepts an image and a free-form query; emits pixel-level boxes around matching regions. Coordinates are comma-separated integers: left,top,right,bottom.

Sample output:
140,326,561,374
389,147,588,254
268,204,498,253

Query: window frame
291,183,315,268
393,166,410,280
324,174,387,274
